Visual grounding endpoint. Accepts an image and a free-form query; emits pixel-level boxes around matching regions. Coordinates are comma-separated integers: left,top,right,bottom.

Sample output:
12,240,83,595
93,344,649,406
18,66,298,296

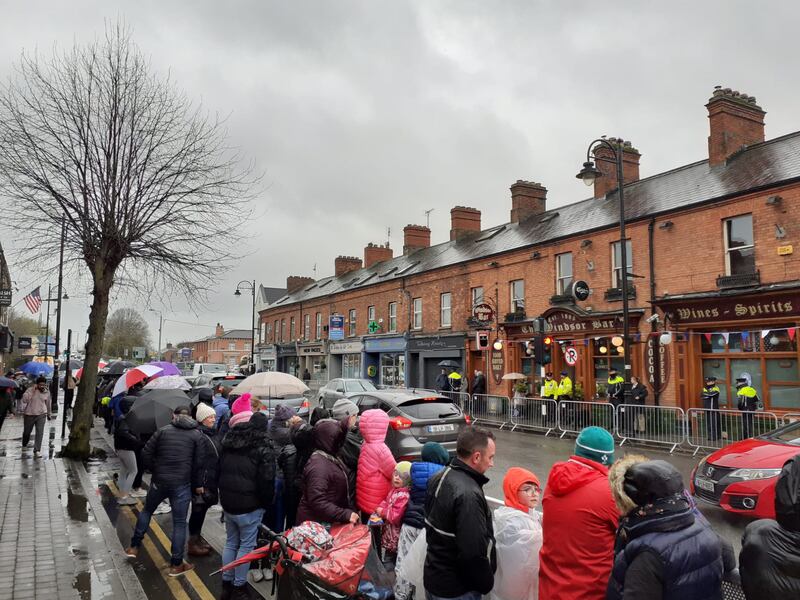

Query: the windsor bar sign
662,291,799,324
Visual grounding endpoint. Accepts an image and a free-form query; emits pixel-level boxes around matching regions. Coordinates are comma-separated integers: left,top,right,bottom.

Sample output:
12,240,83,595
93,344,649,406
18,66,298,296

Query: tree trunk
61,271,112,459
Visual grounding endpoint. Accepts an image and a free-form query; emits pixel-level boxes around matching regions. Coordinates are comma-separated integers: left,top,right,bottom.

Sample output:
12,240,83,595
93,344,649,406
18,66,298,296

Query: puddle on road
65,489,89,522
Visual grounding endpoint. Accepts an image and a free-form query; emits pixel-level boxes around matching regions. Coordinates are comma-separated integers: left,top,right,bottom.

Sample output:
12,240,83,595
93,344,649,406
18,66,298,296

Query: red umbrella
112,364,163,397
75,361,108,381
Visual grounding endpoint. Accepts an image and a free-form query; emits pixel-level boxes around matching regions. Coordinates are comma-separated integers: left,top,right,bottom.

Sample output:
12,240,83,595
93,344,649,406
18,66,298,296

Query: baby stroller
219,522,395,600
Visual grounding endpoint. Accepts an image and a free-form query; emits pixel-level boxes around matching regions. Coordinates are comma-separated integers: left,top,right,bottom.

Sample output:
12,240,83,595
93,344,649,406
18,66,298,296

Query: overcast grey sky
1,1,798,349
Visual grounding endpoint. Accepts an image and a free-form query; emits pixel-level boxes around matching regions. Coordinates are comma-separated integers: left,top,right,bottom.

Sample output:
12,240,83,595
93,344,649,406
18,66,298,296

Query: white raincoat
487,506,542,600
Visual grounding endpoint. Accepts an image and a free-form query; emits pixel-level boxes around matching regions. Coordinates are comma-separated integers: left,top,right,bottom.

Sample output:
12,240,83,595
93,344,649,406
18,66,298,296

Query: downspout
648,218,660,406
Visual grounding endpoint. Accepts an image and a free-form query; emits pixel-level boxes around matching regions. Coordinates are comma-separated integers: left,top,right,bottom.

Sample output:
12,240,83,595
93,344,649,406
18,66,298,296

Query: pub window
556,252,573,295
315,312,322,340
303,314,310,341
724,214,755,275
368,305,376,324
611,240,633,288
440,292,452,328
348,309,356,337
593,338,625,397
471,286,484,307
412,298,422,330
274,320,279,343
388,302,398,332
290,317,296,341
280,319,286,342
510,280,525,312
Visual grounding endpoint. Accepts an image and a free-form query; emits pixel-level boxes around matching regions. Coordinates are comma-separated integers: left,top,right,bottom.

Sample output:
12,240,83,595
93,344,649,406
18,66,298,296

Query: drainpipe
648,218,661,406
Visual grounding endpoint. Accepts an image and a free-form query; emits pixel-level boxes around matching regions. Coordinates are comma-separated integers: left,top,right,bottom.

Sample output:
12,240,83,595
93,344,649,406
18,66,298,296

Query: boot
198,536,213,552
220,581,234,600
187,535,211,557
231,584,252,600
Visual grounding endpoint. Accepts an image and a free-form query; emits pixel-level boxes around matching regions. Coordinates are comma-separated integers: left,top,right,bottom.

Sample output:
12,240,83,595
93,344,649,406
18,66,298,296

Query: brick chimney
591,138,641,199
286,276,314,293
450,206,481,240
334,256,362,277
510,181,547,223
403,225,431,255
215,323,224,337
364,243,393,268
707,87,765,167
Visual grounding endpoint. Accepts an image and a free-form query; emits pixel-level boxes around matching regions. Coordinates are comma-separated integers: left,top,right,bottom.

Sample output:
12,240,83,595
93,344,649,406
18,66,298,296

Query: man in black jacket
125,406,204,577
424,426,497,600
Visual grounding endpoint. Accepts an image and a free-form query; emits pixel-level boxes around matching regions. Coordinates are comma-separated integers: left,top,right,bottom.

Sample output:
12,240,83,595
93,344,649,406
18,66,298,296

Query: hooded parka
141,415,205,489
218,421,276,514
356,409,396,513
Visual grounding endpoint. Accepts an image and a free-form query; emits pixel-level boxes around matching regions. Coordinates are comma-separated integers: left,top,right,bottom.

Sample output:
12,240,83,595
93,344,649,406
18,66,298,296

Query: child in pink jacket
356,409,397,514
373,461,411,556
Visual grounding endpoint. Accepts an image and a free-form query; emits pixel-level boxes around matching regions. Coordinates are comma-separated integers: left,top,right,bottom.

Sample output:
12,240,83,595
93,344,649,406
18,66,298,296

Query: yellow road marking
107,481,217,600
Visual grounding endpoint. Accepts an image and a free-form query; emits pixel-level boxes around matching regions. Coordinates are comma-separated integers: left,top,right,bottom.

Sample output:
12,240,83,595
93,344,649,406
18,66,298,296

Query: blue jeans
426,592,481,600
130,482,192,566
223,508,265,587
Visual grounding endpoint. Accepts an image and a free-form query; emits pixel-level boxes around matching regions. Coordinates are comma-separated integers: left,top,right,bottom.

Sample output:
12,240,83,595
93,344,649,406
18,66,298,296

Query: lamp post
235,280,256,372
576,139,632,399
149,309,163,361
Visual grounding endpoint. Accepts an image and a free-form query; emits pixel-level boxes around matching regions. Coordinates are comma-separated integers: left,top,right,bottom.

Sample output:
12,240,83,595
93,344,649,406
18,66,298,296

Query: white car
317,378,378,409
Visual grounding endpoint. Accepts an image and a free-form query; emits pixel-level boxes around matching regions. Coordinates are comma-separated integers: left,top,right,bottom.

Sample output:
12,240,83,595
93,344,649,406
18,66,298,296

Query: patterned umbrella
143,375,191,391
111,364,164,397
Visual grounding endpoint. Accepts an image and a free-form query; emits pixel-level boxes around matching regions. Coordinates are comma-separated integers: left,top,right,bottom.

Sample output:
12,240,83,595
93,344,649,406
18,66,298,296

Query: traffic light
542,336,553,365
476,330,490,349
531,335,553,365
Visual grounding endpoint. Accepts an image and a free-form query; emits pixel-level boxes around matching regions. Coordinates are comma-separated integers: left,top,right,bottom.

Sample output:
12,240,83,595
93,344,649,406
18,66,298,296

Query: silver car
317,378,377,409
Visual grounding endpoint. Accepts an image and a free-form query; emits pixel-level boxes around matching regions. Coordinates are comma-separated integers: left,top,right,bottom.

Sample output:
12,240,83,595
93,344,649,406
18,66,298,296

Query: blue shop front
363,334,408,387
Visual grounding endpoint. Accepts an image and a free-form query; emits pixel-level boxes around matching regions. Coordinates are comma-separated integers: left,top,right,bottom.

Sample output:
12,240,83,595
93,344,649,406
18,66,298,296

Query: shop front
502,306,644,401
276,343,299,377
406,334,467,390
656,286,800,412
296,341,327,381
363,335,407,387
327,340,364,379
257,345,277,372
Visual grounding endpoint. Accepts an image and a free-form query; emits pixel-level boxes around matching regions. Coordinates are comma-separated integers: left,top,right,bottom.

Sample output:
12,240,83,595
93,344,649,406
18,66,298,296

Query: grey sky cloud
1,1,798,349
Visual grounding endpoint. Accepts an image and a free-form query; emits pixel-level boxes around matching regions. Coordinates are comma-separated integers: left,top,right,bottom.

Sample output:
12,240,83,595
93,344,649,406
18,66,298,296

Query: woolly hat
503,467,540,512
421,441,450,466
273,403,295,422
575,426,615,466
395,461,412,485
332,398,359,420
231,393,252,415
229,411,253,427
195,402,216,423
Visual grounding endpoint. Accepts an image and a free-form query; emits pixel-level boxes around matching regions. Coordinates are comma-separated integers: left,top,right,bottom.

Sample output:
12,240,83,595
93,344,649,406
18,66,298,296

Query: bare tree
0,25,254,458
103,308,151,358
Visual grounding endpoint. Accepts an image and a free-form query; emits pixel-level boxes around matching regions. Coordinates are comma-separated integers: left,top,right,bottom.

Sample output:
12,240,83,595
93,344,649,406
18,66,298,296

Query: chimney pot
450,206,481,240
334,256,363,277
364,242,393,268
510,180,547,223
403,225,431,255
286,275,315,293
591,139,641,199
706,86,765,166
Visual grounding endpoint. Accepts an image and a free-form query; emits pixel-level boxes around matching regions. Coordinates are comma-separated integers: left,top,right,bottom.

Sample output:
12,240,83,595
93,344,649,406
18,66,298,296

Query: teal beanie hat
421,441,450,466
575,426,615,466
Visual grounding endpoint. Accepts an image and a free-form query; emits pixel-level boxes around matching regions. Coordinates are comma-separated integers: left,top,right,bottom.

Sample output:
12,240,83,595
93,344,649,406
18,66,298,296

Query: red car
690,421,800,519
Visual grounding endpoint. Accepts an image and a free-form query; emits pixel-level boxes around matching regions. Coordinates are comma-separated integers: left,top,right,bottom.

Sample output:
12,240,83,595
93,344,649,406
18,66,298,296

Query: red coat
356,409,396,513
539,456,619,600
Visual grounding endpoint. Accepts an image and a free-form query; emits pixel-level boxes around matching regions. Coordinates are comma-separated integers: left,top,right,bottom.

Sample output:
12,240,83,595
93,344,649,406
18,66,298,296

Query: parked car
349,390,469,460
191,363,228,377
690,420,800,519
317,378,378,408
191,373,246,394
228,389,311,420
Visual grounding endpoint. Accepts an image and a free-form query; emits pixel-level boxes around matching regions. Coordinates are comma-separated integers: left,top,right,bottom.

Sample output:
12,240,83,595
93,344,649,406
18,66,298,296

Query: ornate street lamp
234,280,257,371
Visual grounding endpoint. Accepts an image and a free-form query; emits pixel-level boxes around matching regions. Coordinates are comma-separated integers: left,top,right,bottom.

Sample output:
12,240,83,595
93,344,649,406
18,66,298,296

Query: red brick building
259,87,800,413
189,324,252,370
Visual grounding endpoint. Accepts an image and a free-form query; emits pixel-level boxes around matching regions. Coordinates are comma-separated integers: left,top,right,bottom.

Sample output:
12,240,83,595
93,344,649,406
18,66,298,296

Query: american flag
23,287,42,314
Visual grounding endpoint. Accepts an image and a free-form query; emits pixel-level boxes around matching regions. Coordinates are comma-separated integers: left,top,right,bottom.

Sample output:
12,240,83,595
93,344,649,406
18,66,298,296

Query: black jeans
741,410,755,439
188,500,211,537
132,446,145,490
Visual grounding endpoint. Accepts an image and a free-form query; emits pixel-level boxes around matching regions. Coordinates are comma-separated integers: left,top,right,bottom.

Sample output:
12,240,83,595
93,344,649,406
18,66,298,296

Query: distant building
188,323,251,370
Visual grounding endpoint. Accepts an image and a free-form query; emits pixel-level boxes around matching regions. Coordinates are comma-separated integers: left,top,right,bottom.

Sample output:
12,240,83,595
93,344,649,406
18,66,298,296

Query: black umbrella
58,360,84,371
437,360,461,368
102,360,137,375
124,389,192,435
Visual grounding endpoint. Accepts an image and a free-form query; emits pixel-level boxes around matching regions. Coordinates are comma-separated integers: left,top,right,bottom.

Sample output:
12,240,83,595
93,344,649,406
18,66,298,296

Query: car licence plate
428,424,455,433
695,478,714,493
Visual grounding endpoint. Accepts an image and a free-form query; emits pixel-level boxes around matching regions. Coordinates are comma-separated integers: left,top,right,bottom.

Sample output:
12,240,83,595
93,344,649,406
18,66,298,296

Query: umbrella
20,362,54,377
101,360,136,375
147,361,182,377
143,375,191,391
438,360,461,368
75,361,108,380
232,371,309,398
0,376,18,389
501,372,527,380
124,389,192,435
447,372,462,380
112,365,164,397
58,360,84,371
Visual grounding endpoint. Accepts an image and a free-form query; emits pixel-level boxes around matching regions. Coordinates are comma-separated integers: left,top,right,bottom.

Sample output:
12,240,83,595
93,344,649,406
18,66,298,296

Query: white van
192,363,228,377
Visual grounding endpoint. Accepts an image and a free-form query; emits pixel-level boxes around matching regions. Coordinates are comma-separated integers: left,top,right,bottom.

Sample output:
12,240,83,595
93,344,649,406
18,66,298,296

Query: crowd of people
106,379,799,600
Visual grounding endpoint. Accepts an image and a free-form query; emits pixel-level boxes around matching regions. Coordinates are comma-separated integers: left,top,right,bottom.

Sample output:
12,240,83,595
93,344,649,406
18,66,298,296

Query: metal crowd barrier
616,404,686,454
686,408,780,455
783,412,800,425
510,396,558,436
556,400,615,438
439,390,471,410
471,394,511,429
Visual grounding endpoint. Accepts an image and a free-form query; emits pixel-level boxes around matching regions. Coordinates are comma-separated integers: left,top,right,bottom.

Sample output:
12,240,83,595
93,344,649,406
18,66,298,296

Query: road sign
472,303,494,323
133,346,146,359
564,346,579,366
368,320,380,334
180,347,192,359
17,337,32,350
0,289,11,307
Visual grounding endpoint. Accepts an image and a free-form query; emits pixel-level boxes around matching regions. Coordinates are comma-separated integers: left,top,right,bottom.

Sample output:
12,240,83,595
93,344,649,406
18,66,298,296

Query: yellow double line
107,480,216,600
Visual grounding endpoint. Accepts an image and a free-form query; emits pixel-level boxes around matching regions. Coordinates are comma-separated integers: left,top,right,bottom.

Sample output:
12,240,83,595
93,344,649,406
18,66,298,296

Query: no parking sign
564,346,578,366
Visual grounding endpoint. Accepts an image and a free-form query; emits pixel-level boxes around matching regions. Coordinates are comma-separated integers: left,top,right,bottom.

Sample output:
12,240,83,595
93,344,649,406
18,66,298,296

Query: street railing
556,400,615,438
439,390,471,410
782,412,800,425
510,396,558,436
470,394,511,429
686,408,780,455
616,404,686,454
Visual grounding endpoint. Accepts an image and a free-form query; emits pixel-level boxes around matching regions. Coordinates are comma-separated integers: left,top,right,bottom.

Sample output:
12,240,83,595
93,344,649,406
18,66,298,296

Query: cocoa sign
646,337,670,394
490,348,504,384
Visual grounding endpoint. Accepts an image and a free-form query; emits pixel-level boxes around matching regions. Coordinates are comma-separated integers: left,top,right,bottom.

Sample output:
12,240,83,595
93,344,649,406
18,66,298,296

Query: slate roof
270,131,800,309
220,329,251,339
259,286,287,305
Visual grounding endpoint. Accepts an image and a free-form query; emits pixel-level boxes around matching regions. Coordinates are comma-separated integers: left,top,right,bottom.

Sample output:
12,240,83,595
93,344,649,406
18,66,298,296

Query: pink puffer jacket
356,409,396,513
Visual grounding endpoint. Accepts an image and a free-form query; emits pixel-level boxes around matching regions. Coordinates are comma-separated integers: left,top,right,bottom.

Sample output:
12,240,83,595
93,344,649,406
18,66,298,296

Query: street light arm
586,138,619,163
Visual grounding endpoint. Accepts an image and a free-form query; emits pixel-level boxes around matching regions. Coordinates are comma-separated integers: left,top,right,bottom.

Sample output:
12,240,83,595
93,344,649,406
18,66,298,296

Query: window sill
604,286,637,301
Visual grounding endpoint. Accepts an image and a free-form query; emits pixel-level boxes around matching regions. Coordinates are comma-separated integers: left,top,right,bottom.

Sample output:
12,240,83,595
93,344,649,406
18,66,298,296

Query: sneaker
250,568,264,583
261,567,274,581
153,502,171,515
130,489,147,498
117,496,138,506
124,547,139,558
168,561,195,577
33,451,41,459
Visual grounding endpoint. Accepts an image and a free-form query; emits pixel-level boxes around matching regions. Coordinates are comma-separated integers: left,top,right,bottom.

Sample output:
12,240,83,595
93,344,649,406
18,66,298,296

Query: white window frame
412,298,422,330
303,314,310,341
440,292,452,328
471,286,484,307
611,240,633,288
510,280,525,312
290,317,296,341
368,305,376,324
724,214,755,275
280,319,286,342
556,252,574,295
315,312,322,340
348,309,356,337
388,302,397,333
228,341,236,351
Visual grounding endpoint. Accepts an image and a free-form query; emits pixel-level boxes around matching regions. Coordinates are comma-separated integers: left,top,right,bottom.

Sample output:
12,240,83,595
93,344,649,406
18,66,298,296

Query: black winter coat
290,421,315,493
631,384,648,405
338,427,363,506
114,418,143,452
197,424,222,504
424,459,496,597
471,374,486,396
218,422,276,515
141,416,204,489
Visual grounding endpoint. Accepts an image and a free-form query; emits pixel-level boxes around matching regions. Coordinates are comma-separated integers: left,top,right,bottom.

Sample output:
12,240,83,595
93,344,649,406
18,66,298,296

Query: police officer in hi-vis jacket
701,376,722,441
736,376,760,439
